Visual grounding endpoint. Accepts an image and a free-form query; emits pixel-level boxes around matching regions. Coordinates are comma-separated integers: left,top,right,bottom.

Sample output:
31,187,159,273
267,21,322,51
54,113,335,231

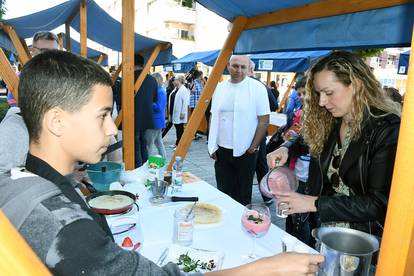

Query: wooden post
97,54,105,65
114,44,165,127
79,0,87,58
276,73,297,113
376,24,414,276
111,62,123,82
121,0,135,169
0,212,51,275
3,25,30,65
0,49,19,102
266,71,271,86
58,33,64,50
167,16,248,170
65,23,71,51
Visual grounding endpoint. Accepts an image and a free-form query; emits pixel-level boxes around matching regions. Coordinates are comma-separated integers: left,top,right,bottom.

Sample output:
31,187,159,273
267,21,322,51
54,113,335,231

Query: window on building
174,0,195,9
387,55,396,65
165,21,195,41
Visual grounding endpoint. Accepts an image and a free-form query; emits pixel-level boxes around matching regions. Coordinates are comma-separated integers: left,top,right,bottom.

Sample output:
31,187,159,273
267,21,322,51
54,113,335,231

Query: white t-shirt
217,83,237,149
208,77,270,157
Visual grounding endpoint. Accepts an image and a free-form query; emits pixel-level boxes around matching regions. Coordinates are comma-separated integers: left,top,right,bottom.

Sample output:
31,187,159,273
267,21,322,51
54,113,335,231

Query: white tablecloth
109,180,315,269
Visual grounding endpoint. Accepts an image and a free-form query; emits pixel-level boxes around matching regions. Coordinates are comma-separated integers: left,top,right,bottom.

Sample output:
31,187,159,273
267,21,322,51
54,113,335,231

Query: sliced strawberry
121,237,133,247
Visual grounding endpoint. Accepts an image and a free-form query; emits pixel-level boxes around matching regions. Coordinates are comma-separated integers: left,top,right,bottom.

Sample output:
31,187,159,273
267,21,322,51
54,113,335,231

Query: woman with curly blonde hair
267,51,401,241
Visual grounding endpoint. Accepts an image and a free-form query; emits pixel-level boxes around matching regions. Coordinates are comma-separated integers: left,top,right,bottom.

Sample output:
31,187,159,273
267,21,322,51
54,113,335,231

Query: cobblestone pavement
162,128,285,230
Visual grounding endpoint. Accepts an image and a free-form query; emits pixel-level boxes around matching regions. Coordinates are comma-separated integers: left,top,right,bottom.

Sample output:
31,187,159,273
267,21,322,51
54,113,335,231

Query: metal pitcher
315,227,379,276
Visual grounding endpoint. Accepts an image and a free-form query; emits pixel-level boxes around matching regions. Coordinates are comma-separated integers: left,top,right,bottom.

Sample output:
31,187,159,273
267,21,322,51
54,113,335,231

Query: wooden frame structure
170,1,414,274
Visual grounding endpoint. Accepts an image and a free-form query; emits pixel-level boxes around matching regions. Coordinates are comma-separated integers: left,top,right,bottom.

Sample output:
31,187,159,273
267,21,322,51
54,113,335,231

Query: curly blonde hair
303,51,401,156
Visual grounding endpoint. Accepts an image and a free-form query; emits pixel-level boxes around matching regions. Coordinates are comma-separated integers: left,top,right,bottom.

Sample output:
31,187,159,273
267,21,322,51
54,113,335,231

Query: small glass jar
172,206,195,246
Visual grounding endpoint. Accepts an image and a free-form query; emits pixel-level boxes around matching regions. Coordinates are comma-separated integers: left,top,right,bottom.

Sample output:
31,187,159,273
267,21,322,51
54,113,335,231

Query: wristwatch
314,198,319,210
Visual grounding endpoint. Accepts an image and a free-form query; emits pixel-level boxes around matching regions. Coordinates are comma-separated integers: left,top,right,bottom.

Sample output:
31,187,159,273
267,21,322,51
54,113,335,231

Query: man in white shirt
208,55,270,205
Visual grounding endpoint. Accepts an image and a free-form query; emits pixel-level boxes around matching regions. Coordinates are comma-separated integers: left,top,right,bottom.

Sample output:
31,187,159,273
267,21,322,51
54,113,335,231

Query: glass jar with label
172,206,195,246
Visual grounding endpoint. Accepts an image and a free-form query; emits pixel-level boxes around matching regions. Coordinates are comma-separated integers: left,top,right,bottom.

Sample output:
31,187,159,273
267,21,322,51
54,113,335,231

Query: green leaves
247,214,264,224
177,252,216,272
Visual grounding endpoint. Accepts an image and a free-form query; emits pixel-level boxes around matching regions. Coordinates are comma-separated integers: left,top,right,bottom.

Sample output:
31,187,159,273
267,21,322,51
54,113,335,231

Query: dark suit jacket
134,70,158,131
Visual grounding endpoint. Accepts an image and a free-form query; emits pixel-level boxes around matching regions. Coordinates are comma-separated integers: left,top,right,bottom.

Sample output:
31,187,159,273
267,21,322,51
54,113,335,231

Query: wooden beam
65,23,71,51
114,43,165,127
121,0,135,169
0,211,52,275
3,25,30,65
376,24,414,276
276,73,297,113
96,54,105,65
0,49,19,102
19,38,31,58
79,0,87,58
167,16,248,170
266,71,271,86
111,62,123,82
246,0,414,30
58,33,64,50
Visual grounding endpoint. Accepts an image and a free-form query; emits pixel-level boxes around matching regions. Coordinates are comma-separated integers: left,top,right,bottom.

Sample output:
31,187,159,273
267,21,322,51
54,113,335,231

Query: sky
4,0,67,19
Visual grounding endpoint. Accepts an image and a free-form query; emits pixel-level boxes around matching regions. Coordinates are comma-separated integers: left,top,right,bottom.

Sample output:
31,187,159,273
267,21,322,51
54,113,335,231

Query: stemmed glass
241,203,271,260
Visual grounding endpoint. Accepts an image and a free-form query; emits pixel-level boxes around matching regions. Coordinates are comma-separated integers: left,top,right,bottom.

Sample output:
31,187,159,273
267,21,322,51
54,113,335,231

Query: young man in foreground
1,50,323,275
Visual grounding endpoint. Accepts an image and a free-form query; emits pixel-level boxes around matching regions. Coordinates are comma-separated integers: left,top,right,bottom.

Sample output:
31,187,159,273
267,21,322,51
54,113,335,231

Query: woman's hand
274,191,318,215
206,252,324,276
266,146,289,168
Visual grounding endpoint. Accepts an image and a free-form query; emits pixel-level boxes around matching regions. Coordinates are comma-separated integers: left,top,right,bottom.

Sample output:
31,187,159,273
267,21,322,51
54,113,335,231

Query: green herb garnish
247,214,264,224
177,252,216,272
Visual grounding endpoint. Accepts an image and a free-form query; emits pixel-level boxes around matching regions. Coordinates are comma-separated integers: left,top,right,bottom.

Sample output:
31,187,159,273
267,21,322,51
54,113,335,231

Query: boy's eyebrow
99,106,113,113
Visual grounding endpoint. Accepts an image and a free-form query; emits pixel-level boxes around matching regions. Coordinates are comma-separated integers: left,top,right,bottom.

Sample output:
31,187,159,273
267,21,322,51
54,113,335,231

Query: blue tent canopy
166,49,219,72
165,49,329,73
196,1,414,54
59,33,108,66
250,50,330,72
0,30,16,54
2,0,172,65
398,50,410,75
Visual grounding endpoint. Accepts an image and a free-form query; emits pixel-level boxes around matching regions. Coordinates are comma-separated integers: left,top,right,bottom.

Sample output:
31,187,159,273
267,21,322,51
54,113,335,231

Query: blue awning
167,50,219,72
167,49,330,73
398,50,410,75
59,33,108,66
196,1,414,54
249,50,330,72
2,0,172,65
0,30,16,54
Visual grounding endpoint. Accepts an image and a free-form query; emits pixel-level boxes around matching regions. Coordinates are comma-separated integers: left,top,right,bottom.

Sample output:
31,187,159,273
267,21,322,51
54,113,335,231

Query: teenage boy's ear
43,107,66,137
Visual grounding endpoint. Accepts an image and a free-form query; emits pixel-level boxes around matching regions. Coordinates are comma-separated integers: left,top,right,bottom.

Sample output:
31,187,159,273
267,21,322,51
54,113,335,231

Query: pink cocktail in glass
241,210,271,238
241,204,270,260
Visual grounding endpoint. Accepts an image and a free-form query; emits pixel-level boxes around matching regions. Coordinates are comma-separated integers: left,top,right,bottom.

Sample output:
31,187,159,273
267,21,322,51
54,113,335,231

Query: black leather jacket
285,111,400,237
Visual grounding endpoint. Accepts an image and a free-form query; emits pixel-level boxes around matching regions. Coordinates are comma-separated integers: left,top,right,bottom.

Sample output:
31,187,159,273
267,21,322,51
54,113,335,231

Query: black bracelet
314,198,319,210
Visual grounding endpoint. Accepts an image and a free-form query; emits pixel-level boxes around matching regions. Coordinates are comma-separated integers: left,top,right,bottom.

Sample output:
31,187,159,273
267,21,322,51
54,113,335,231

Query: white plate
161,244,224,273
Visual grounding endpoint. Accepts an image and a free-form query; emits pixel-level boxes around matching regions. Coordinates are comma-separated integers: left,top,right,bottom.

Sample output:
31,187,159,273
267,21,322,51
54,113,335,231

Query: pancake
184,203,222,224
88,194,134,210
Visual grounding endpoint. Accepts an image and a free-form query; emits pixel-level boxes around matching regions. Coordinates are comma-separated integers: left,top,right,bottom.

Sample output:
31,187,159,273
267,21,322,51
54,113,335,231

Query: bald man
208,55,270,205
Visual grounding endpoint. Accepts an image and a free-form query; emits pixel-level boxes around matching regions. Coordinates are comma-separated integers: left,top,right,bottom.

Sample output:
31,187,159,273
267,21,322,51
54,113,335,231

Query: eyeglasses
30,46,49,53
330,154,341,188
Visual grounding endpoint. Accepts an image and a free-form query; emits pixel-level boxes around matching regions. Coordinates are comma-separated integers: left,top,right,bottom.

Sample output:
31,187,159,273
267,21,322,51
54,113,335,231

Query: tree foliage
352,48,384,58
0,0,6,20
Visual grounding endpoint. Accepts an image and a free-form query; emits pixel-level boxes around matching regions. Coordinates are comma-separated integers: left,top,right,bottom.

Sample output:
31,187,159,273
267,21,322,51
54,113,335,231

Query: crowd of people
0,29,404,275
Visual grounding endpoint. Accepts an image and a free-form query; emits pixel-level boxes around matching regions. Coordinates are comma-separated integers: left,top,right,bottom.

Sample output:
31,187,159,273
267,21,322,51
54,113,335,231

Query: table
109,179,315,270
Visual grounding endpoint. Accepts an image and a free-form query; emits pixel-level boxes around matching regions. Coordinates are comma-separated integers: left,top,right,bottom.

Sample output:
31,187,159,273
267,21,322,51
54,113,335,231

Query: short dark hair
295,76,307,90
32,31,59,44
134,54,144,67
19,50,113,142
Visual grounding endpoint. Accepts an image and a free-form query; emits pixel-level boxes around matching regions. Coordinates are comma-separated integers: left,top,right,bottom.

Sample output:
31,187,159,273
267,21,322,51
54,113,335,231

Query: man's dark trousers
214,147,258,206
